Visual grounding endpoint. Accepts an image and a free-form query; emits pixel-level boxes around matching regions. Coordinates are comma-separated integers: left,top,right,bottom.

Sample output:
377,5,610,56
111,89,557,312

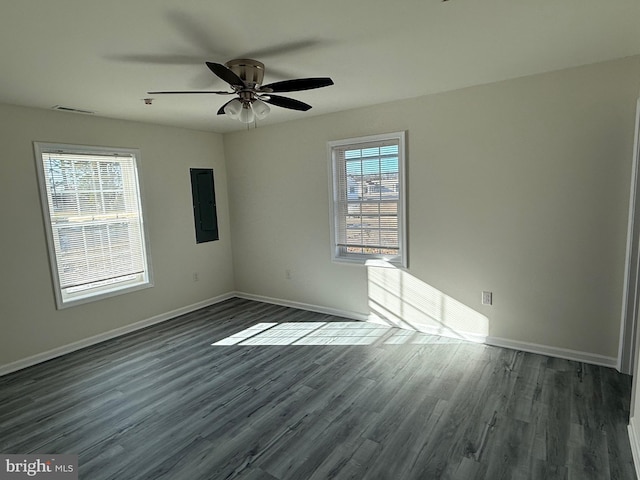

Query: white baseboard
365,311,490,344
485,336,617,369
234,291,369,322
629,417,640,478
1,291,619,376
0,293,235,377
235,291,618,368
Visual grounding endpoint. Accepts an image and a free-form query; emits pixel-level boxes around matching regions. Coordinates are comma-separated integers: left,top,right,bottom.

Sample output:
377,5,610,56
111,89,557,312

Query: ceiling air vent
51,105,95,115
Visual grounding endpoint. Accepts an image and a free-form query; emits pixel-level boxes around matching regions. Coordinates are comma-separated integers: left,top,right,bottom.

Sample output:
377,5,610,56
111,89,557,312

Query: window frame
328,131,407,267
34,142,153,309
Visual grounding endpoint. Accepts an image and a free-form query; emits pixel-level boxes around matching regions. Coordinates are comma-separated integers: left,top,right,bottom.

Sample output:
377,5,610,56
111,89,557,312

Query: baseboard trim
629,418,640,477
234,291,369,322
0,293,235,377
365,312,490,344
485,336,617,368
234,291,618,368
1,291,619,376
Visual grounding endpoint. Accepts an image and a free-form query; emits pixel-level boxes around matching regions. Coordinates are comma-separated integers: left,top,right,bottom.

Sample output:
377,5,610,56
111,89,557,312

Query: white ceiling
1,0,639,133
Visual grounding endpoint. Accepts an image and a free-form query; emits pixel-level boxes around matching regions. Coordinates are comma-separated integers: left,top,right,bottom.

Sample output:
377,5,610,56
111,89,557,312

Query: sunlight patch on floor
212,321,468,346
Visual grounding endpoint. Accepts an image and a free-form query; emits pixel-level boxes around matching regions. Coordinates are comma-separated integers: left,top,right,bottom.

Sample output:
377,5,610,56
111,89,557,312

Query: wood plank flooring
0,298,636,479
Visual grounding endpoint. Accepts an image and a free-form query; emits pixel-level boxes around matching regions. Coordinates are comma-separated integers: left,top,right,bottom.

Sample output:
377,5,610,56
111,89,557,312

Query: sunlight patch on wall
366,260,489,342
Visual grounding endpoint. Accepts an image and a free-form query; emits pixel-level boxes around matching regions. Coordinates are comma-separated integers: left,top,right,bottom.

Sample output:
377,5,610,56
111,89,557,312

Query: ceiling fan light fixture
252,99,271,120
223,98,243,119
238,103,256,124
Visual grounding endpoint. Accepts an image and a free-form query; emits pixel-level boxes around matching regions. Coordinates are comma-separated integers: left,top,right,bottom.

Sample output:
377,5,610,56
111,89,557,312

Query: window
34,142,153,308
328,131,406,266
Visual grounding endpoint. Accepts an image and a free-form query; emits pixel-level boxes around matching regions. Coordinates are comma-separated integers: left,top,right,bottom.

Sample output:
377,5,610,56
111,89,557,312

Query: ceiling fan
148,58,334,124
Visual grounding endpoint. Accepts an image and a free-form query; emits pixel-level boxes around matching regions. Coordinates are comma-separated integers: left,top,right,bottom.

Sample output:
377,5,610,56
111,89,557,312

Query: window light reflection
212,321,470,347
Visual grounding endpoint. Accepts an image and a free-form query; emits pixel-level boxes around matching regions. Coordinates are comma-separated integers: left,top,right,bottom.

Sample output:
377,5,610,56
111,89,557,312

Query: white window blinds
329,132,406,265
35,143,152,308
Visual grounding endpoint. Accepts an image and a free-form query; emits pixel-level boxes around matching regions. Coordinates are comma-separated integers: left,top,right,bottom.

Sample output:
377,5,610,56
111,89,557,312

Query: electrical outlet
285,269,292,280
193,272,199,282
482,291,492,305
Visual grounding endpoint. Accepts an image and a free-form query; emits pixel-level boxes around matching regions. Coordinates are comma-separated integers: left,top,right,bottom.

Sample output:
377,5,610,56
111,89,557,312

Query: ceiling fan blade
166,11,232,58
105,54,206,65
147,90,233,95
262,95,312,111
242,39,323,59
206,62,244,88
260,77,334,93
217,99,235,115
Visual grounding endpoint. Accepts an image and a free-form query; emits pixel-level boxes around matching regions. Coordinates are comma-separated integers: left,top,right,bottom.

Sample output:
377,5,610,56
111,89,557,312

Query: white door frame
619,98,640,375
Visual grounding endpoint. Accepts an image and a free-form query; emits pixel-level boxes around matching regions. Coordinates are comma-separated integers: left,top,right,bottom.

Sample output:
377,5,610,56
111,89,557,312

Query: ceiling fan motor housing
225,59,265,88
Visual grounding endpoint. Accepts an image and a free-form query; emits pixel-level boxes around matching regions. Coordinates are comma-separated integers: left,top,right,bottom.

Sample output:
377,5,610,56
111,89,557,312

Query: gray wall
2,55,639,371
224,55,640,361
0,104,235,368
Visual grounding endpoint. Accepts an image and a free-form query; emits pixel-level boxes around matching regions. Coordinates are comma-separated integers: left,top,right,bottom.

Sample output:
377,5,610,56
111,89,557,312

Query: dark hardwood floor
0,298,636,479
